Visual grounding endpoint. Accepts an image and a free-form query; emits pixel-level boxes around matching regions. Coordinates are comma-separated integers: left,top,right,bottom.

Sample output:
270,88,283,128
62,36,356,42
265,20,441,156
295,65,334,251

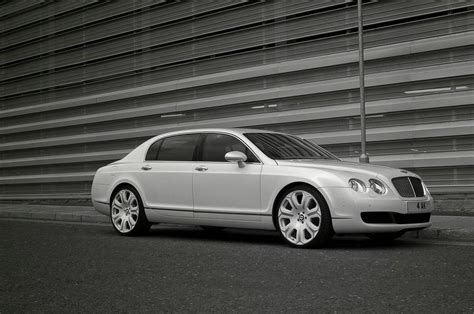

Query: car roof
154,128,282,138
121,128,283,163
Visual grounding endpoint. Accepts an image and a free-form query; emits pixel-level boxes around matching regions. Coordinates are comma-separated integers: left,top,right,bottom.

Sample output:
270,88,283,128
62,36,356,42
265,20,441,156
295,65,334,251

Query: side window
156,134,200,161
200,133,259,163
145,139,162,161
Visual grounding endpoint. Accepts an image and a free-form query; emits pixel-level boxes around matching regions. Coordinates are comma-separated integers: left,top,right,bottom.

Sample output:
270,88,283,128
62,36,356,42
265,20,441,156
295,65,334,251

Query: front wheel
110,186,151,236
276,186,333,248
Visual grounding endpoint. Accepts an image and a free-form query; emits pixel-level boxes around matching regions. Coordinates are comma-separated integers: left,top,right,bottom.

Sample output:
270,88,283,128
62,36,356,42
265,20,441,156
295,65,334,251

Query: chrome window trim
142,131,263,164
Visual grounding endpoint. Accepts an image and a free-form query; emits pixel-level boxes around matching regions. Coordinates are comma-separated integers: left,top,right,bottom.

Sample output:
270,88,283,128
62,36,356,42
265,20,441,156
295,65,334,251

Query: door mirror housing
225,151,247,168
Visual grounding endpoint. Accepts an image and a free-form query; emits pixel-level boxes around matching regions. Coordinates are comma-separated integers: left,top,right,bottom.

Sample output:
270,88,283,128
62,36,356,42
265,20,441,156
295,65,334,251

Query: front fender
260,165,350,216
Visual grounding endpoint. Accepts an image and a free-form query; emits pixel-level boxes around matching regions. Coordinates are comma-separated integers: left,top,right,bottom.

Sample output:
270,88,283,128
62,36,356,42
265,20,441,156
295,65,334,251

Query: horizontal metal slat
0,46,472,126
0,193,91,200
2,0,467,68
363,0,472,24
4,0,465,80
342,151,474,168
0,0,245,64
0,92,472,165
326,135,474,158
3,76,472,158
411,167,474,187
5,92,474,143
427,185,474,194
0,0,44,18
0,181,92,196
0,1,344,80
303,120,474,145
0,59,472,151
1,13,473,109
3,25,472,102
2,5,362,81
0,1,170,48
0,137,146,161
0,1,160,36
257,105,474,142
0,172,95,184
0,80,471,137
0,0,100,36
0,150,129,168
0,160,107,176
2,12,474,99
0,0,171,51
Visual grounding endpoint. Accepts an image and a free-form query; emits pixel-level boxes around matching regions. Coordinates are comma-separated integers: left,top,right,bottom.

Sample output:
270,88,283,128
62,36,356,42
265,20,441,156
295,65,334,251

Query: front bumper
320,187,433,234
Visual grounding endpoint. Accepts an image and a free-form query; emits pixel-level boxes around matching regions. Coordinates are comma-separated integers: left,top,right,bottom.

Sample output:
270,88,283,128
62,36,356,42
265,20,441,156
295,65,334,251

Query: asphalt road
1,220,473,313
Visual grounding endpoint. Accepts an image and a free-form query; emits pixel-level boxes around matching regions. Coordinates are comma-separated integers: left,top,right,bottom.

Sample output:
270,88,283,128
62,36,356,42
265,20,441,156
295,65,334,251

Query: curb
0,210,109,224
1,208,473,242
404,228,474,242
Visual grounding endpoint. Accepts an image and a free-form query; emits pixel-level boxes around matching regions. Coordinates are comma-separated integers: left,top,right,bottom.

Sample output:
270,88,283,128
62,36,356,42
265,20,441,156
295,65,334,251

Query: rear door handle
195,165,208,172
141,164,152,171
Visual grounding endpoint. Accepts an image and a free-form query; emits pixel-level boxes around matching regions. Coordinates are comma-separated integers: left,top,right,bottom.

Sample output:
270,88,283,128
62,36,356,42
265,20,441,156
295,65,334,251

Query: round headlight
369,178,386,195
349,179,366,192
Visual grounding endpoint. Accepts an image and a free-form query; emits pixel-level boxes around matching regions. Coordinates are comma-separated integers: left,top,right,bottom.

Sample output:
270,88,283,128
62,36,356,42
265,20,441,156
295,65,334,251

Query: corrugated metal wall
0,0,473,206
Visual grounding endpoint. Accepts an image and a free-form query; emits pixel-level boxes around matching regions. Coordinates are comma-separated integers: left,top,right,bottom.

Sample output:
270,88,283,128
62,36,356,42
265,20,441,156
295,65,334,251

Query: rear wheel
275,185,333,248
110,186,151,236
366,231,405,242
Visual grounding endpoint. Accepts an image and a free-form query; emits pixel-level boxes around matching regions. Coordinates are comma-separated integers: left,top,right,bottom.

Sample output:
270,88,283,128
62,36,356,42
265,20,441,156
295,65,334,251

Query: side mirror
225,151,247,168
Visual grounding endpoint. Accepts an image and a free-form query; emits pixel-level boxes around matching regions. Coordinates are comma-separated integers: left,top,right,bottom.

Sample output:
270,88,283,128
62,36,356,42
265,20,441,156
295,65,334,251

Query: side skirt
144,208,275,230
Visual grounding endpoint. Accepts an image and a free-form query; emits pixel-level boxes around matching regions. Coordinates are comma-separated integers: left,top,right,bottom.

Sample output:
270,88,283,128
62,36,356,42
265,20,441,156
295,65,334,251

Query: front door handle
195,165,208,172
141,164,152,171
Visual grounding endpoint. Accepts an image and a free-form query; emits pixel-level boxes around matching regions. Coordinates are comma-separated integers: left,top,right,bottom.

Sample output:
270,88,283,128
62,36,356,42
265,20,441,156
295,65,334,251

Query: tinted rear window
156,134,200,161
145,139,162,161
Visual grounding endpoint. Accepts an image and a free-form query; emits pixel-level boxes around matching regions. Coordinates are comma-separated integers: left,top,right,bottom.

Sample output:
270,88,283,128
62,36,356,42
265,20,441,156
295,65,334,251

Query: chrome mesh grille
392,176,425,198
409,177,424,197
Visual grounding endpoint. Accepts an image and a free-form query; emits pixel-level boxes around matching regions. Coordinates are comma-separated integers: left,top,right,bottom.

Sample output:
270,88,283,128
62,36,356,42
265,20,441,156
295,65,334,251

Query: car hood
276,159,417,180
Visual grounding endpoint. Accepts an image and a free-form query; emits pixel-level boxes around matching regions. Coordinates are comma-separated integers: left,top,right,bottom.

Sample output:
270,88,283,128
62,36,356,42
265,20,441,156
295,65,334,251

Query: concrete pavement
0,203,473,242
2,219,474,312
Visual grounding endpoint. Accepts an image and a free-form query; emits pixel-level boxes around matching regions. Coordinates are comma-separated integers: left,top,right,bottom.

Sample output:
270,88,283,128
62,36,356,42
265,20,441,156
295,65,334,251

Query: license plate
407,201,428,213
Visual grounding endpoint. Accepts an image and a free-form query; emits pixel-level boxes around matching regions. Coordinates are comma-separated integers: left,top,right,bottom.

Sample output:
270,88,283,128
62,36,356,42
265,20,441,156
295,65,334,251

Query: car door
192,133,263,221
139,133,200,218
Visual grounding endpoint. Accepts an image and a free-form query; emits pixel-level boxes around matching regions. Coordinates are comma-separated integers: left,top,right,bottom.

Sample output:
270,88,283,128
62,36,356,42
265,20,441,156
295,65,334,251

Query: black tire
274,185,333,248
110,185,151,236
366,231,405,242
200,226,226,232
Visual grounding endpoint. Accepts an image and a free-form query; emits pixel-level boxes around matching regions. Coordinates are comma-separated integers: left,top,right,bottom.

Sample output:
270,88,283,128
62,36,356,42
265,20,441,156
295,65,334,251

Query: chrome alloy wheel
111,189,139,233
278,190,321,246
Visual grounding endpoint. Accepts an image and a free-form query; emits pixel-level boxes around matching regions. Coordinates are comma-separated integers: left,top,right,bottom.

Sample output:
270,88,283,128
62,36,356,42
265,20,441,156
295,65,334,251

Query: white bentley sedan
92,128,433,248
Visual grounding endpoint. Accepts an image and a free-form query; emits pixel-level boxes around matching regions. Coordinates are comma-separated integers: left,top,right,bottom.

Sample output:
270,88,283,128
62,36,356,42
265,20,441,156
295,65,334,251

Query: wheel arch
271,181,330,230
109,181,144,206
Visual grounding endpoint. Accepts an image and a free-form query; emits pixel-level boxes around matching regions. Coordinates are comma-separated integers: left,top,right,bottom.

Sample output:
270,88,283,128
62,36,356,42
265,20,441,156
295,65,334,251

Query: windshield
244,133,339,160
